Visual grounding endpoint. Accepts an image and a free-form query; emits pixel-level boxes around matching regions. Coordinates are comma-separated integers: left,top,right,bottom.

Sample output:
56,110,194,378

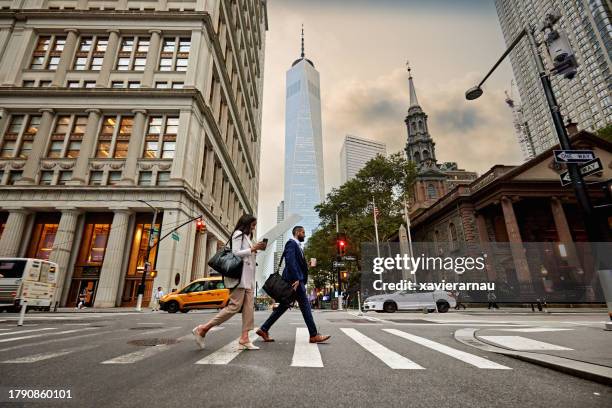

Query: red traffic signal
336,233,347,256
195,218,206,234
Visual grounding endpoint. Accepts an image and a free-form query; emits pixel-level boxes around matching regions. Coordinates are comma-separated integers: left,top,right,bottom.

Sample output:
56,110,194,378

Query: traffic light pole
136,206,158,312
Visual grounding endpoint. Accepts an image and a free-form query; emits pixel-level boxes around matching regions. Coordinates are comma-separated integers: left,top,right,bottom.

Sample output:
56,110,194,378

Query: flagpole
403,197,416,284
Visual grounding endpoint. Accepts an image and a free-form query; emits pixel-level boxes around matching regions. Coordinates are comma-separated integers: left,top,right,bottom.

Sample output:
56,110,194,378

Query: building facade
0,0,268,307
273,199,284,269
283,29,324,238
339,134,386,184
495,0,612,155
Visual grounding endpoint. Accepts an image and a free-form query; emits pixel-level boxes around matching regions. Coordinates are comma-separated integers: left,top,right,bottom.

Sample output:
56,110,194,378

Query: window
22,80,35,87
116,36,149,71
67,80,80,88
57,171,72,185
448,222,458,250
171,82,184,89
138,171,152,185
89,171,103,185
108,171,122,185
30,35,66,70
96,115,134,158
47,115,70,158
157,171,170,185
427,184,437,200
111,81,125,88
155,82,168,89
127,81,140,89
0,114,41,159
18,115,41,159
39,171,54,185
39,81,52,87
7,171,22,185
159,36,190,71
84,81,96,88
143,115,178,159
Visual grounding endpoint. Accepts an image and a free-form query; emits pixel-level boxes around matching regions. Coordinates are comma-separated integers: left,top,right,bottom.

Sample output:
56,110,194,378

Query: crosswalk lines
341,328,424,370
384,329,512,370
0,327,55,337
0,325,577,371
479,335,573,351
291,328,323,367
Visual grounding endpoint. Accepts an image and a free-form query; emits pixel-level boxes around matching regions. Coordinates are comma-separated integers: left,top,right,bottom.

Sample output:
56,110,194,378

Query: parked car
159,276,229,313
363,290,456,313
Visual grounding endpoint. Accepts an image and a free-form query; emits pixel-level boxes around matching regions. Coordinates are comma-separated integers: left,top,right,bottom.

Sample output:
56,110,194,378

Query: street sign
333,261,345,268
342,256,356,261
171,232,180,241
559,158,603,186
553,149,595,163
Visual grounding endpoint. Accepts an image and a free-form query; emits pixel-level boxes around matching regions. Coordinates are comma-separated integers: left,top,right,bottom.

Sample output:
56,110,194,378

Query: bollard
17,300,27,326
357,291,363,316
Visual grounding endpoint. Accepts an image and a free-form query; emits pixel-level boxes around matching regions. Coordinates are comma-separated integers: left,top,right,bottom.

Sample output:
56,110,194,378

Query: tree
305,153,416,291
596,124,612,143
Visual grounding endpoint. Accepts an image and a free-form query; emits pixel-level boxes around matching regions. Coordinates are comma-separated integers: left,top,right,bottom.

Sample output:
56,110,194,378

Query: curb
454,328,612,386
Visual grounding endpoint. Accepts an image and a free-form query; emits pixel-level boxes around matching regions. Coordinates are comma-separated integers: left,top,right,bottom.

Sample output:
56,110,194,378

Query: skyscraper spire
301,24,305,58
406,60,419,108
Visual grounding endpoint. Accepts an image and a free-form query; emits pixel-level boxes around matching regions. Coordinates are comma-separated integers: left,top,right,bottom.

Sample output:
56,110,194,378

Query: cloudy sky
257,0,523,235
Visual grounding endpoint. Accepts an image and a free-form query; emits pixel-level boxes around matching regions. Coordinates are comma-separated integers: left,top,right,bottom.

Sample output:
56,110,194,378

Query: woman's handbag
207,233,244,280
263,251,295,305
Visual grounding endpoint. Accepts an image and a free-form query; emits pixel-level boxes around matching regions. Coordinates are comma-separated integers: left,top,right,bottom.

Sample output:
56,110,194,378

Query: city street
0,309,610,407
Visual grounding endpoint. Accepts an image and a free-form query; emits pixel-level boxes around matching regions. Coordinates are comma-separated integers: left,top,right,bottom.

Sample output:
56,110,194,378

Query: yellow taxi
159,276,229,313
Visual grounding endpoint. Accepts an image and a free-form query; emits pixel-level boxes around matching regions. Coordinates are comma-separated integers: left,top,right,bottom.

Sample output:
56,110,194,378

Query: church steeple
404,62,437,168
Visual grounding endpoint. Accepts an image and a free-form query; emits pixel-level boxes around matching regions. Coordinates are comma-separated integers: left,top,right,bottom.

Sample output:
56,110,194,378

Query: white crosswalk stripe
0,329,118,353
479,336,573,351
101,344,171,364
497,328,574,333
0,327,97,344
195,329,259,365
340,328,424,370
0,328,55,337
291,328,323,367
384,329,512,369
1,345,97,363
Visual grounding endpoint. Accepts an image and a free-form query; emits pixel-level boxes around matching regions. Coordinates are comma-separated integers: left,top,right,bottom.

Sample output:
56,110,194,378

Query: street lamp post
136,199,158,312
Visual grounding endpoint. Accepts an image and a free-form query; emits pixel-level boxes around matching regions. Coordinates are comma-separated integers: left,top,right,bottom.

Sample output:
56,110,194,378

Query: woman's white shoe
237,341,259,350
192,327,206,349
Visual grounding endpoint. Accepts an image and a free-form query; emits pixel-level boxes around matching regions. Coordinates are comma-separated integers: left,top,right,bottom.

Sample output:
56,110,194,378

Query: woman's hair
234,214,257,238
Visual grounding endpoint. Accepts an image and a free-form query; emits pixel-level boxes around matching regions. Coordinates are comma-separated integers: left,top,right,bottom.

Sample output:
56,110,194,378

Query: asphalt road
0,309,610,408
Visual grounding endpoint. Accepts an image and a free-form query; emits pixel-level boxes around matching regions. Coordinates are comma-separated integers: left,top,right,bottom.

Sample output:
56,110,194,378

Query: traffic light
195,218,206,234
336,233,347,257
341,271,348,281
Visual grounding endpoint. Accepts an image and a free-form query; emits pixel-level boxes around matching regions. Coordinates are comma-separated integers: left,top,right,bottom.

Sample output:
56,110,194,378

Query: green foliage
304,153,416,290
596,124,612,143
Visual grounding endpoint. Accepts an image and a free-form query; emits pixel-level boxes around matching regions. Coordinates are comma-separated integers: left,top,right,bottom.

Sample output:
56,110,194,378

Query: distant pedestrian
454,291,466,310
77,288,88,310
487,291,499,309
151,287,164,311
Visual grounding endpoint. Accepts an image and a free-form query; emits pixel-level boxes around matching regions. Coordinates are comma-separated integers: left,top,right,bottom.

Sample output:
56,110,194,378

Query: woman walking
192,214,266,350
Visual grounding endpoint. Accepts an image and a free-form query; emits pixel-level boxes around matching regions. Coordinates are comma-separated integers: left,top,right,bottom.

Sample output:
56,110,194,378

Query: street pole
372,197,381,258
136,200,158,312
335,212,343,308
403,197,416,283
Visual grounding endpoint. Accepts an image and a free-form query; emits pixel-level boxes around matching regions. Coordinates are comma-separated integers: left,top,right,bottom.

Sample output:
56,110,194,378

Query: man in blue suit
257,226,331,343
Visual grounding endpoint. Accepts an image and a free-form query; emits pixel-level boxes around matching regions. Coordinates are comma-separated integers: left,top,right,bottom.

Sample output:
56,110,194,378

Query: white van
363,290,456,313
0,258,58,312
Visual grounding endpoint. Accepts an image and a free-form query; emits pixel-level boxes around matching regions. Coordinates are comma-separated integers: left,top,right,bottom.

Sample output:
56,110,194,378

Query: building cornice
0,10,212,22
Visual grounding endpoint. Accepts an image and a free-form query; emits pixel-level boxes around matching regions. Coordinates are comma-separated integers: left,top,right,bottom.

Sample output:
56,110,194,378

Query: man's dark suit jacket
281,239,308,284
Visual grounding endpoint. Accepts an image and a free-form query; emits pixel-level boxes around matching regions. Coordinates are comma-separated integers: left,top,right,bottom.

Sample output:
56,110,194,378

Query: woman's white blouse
231,230,256,289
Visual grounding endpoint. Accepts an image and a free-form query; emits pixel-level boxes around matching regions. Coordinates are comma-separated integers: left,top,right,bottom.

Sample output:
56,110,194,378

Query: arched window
422,150,430,160
413,151,421,162
449,222,458,250
427,183,436,199
411,122,416,133
418,120,423,131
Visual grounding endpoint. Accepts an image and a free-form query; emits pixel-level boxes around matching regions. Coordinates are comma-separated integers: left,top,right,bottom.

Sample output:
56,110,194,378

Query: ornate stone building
0,0,268,307
403,65,477,214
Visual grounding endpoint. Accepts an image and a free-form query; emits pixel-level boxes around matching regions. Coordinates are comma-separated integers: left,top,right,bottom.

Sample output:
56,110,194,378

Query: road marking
340,328,424,370
0,327,97,344
0,329,123,353
101,344,171,364
194,330,259,365
497,328,574,333
0,328,55,337
1,345,97,363
384,329,511,369
291,328,323,368
479,336,573,351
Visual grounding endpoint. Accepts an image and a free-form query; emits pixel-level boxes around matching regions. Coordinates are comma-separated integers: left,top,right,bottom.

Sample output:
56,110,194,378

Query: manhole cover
129,326,163,330
128,338,178,346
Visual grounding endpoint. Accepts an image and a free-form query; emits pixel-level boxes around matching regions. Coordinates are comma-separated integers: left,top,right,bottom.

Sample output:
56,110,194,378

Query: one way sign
559,158,603,186
553,149,595,163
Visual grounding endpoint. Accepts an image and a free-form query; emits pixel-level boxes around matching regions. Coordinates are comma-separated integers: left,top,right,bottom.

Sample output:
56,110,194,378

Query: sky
257,0,523,237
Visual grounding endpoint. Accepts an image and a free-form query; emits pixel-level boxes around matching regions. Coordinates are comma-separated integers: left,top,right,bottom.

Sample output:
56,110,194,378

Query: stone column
500,196,532,295
550,197,582,276
191,231,208,280
16,108,54,185
476,212,497,282
48,209,80,304
120,109,147,185
0,209,30,257
141,30,162,88
96,29,120,88
203,147,215,198
69,109,101,184
52,28,79,86
185,29,202,87
94,209,131,307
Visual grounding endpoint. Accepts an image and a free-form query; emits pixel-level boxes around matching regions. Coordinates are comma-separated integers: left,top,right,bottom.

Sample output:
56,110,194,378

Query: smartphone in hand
261,238,268,249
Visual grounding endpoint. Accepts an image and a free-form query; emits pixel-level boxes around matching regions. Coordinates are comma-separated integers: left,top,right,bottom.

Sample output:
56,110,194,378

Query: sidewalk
452,306,607,315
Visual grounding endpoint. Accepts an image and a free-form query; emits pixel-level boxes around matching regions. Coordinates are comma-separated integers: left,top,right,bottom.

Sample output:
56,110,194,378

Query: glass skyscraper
495,0,611,155
283,31,324,238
